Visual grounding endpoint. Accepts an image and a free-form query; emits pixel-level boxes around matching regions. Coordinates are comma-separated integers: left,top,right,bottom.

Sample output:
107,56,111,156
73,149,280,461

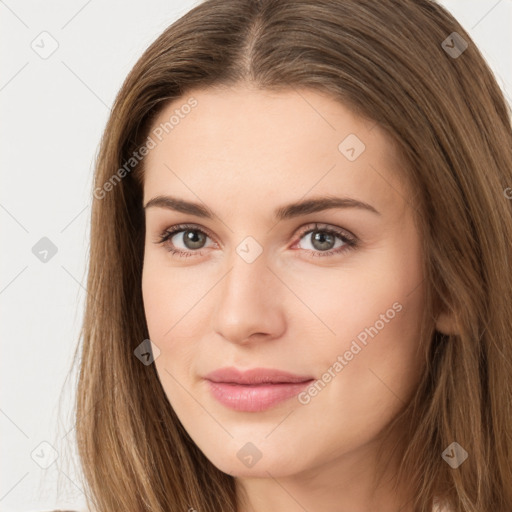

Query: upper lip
204,366,314,385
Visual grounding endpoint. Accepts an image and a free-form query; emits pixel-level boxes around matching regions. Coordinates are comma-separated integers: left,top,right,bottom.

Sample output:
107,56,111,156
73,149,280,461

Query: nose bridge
212,244,285,343
221,245,271,311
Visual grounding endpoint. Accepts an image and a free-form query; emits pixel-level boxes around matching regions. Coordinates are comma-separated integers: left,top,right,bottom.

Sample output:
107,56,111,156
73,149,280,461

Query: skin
141,85,453,512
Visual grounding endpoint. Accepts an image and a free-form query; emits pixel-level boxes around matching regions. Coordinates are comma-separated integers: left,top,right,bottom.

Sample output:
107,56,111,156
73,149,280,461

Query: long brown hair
68,0,512,510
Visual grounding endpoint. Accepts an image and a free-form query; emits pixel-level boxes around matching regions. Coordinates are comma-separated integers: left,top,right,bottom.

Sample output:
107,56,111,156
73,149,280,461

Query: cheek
288,251,423,347
141,257,206,386
141,264,171,341
141,251,204,341
309,242,425,409
142,268,209,432
293,267,425,458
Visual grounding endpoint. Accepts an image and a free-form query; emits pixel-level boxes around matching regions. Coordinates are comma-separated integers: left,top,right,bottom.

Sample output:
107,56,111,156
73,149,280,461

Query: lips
204,366,315,412
204,366,314,385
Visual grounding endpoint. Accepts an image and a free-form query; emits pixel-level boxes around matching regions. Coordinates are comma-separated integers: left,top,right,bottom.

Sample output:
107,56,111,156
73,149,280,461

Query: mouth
205,380,315,412
203,366,315,412
204,366,314,385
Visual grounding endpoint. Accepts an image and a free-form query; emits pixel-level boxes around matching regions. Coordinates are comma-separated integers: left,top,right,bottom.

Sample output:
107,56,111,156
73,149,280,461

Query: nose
212,252,287,345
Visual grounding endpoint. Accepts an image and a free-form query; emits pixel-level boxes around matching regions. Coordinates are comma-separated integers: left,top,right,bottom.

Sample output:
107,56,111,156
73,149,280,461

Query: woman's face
141,85,426,480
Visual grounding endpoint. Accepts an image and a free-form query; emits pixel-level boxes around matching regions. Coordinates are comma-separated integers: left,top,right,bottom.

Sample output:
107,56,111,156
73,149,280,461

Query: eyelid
153,222,218,247
294,222,356,245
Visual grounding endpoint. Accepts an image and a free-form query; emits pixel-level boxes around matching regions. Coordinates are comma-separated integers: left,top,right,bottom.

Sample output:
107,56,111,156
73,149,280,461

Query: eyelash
154,222,358,259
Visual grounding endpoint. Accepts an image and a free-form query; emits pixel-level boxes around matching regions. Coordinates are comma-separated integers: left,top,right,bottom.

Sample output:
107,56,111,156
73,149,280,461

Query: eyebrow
144,194,381,220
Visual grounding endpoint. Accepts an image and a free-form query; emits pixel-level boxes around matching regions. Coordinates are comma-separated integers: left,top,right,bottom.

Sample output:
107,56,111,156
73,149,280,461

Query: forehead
142,86,410,220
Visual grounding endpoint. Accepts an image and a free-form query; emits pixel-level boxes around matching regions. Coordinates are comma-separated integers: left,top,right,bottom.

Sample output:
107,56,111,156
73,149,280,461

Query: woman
70,0,512,511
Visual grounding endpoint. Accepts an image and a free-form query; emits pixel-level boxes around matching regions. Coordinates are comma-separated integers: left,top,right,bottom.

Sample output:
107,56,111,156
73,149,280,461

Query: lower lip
206,379,314,412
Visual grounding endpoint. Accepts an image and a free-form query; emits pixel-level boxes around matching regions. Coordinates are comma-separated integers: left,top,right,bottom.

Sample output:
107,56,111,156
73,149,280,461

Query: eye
293,223,357,257
154,222,358,259
154,223,215,258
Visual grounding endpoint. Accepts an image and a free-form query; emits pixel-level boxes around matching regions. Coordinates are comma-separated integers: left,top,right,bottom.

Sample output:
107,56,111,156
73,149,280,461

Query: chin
202,444,304,479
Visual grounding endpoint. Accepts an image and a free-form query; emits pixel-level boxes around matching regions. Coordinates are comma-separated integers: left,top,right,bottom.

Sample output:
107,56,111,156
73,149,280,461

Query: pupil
313,231,334,251
185,230,205,249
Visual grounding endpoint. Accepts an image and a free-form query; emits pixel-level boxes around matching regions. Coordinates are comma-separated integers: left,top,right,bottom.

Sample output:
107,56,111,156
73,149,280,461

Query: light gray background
1,1,511,510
